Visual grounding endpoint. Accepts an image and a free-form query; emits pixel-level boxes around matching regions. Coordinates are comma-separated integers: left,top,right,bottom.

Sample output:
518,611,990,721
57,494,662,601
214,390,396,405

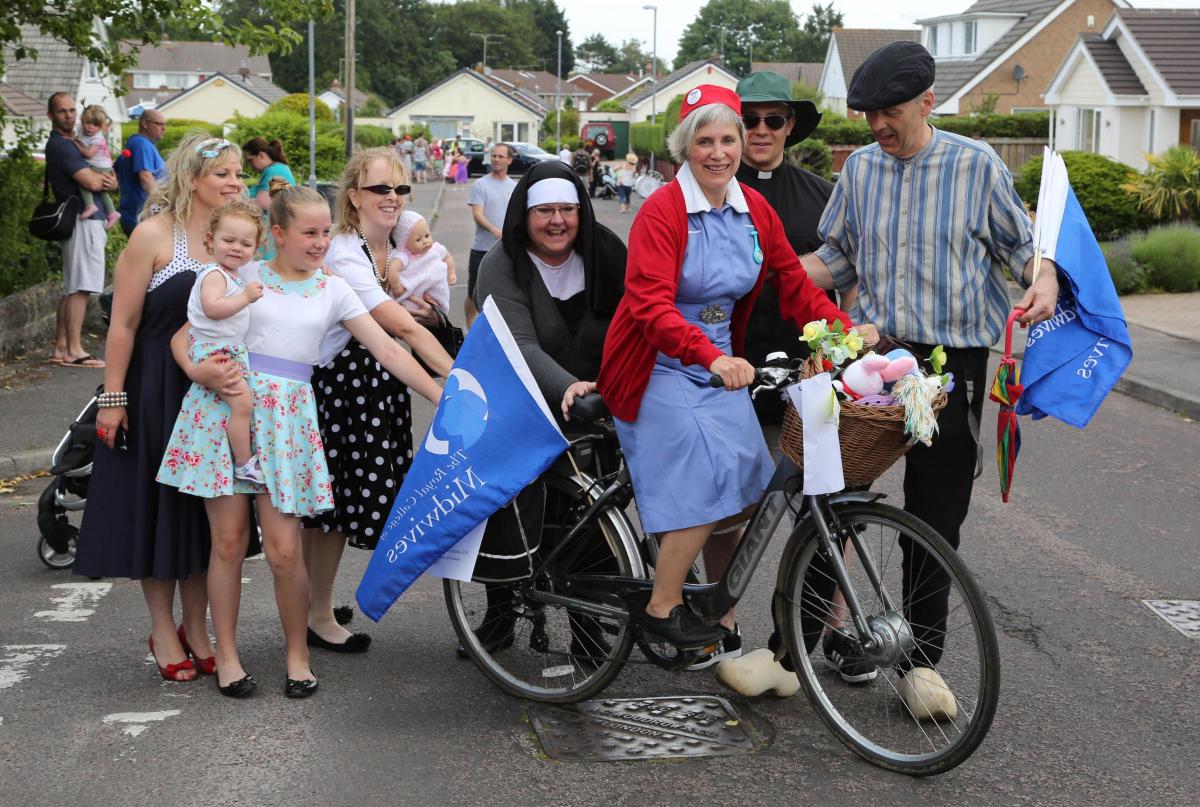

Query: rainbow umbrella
990,308,1026,503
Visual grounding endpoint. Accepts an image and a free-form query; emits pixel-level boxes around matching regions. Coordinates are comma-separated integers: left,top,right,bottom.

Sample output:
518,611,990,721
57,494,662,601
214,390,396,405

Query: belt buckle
699,303,728,324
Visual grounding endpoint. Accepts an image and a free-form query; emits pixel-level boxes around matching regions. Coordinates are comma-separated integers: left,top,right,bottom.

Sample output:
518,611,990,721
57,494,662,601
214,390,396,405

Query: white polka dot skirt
302,340,414,549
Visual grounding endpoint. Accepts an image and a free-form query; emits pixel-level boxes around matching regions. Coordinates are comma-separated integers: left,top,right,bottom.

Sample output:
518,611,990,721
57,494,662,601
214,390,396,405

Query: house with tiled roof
2,20,126,145
483,68,591,112
819,29,921,117
752,61,824,88
385,68,545,143
1044,7,1200,170
155,71,288,124
1,82,48,147
122,39,274,111
567,72,651,109
917,0,1124,115
621,60,739,122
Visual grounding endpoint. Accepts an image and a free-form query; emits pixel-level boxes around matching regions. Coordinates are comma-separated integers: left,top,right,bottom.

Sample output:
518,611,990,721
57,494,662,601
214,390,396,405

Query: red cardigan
597,178,851,421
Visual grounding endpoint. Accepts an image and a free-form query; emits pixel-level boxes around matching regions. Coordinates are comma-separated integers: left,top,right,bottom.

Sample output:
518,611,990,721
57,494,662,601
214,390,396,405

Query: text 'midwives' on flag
1016,148,1132,429
355,296,568,621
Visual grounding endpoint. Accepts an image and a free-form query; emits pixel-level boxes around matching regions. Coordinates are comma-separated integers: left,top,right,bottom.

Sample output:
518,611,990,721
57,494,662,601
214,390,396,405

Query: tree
673,0,807,75
431,1,537,72
577,33,619,72
2,0,326,96
511,0,574,74
795,2,843,62
612,38,667,76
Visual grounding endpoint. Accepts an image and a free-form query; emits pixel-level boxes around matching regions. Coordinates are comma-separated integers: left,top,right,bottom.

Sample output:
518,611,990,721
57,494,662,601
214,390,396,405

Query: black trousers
769,345,989,670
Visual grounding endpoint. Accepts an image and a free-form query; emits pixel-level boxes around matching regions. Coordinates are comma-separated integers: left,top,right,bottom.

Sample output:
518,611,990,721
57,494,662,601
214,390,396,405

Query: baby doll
387,210,456,313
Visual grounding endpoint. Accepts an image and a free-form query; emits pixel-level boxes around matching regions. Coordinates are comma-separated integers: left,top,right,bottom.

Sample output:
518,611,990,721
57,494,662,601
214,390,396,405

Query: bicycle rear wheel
779,502,1000,775
444,475,640,703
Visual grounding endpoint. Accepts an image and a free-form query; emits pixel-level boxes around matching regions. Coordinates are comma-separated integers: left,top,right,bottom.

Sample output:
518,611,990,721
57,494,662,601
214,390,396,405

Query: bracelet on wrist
97,391,128,409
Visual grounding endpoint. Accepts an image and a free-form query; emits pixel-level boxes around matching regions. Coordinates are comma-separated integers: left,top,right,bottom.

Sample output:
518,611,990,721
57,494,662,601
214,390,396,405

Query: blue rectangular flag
356,296,568,621
1015,149,1132,428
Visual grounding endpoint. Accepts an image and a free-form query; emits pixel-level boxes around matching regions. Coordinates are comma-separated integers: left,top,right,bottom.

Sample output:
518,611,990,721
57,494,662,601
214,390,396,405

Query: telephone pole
344,0,355,158
471,33,505,72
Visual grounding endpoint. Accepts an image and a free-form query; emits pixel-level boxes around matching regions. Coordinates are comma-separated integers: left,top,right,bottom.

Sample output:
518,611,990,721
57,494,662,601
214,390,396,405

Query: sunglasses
361,183,411,196
741,113,792,131
195,138,234,158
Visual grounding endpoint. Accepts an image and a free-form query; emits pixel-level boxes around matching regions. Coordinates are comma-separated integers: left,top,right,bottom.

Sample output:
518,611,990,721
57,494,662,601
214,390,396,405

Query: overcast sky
559,0,1200,67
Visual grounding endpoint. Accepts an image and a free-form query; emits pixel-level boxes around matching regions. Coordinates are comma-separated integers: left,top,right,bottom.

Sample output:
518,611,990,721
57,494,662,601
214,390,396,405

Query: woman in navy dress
76,136,249,682
597,86,854,651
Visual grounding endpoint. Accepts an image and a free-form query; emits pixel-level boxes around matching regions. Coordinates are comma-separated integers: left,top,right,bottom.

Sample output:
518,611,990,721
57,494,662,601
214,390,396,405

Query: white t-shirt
559,147,572,165
188,263,249,348
319,233,392,364
468,173,517,252
240,261,367,366
527,250,585,301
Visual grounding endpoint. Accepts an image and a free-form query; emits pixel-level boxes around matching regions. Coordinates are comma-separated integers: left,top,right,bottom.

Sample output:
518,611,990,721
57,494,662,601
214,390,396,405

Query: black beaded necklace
357,227,392,290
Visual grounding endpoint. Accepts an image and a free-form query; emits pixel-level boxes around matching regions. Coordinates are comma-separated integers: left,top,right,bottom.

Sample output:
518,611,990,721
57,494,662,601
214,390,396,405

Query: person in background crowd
558,143,572,165
117,108,167,237
465,142,516,328
413,137,429,184
572,142,590,185
483,136,494,173
243,137,297,261
74,134,249,684
614,152,637,214
74,105,120,229
300,148,453,654
399,135,415,180
45,92,116,369
596,85,856,656
587,143,602,198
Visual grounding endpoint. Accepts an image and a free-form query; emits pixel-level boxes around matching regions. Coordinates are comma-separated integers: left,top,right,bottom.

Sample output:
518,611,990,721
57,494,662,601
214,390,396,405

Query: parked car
466,141,558,177
581,122,616,160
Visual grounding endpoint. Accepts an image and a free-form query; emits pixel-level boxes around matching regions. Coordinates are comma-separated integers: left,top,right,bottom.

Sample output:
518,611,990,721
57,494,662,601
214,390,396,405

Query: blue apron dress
614,204,774,534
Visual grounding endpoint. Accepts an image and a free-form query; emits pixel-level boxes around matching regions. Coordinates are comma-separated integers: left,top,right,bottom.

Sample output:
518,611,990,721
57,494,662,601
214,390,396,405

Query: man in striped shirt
801,42,1059,718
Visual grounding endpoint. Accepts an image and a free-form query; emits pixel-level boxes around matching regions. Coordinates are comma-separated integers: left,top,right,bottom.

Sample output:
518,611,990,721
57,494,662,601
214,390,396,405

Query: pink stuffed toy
835,352,918,400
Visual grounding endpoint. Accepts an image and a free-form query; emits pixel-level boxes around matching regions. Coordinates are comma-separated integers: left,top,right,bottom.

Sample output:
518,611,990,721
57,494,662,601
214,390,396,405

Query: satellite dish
1013,65,1026,82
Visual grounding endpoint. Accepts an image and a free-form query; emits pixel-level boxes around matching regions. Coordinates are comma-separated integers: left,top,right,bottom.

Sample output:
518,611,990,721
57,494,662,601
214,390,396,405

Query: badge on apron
750,229,764,264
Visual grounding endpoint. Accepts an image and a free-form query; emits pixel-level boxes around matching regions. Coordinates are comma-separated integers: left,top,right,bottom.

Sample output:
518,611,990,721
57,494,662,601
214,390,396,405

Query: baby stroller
36,387,100,568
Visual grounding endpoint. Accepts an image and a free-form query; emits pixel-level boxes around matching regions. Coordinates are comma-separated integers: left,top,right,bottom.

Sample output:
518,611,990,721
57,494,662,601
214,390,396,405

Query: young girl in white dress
386,210,456,312
159,184,442,699
186,198,266,484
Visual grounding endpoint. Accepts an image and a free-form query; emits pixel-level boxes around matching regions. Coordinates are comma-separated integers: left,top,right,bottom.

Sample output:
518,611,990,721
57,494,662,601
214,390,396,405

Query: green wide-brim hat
736,71,822,148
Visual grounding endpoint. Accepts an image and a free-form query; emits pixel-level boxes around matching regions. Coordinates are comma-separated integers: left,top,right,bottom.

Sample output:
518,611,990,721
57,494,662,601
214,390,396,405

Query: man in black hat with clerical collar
733,71,829,427
719,41,1061,719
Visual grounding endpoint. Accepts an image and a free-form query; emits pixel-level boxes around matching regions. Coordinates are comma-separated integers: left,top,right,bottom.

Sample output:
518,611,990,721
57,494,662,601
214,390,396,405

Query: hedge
0,138,55,296
1017,151,1148,240
630,121,668,162
786,138,833,181
1131,225,1200,292
119,118,222,155
810,111,1050,146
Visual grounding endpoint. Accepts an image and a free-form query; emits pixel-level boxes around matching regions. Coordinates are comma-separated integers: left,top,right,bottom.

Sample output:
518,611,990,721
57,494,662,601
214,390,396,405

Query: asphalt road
1,181,1197,805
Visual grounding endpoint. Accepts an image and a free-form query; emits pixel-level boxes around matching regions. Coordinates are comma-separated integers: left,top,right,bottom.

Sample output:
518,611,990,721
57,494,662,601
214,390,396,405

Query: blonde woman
301,147,453,652
75,135,248,682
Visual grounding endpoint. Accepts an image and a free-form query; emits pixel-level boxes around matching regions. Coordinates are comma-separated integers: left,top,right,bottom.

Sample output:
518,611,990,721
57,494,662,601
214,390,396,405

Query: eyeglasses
741,113,791,131
361,183,411,196
195,138,234,158
530,204,580,219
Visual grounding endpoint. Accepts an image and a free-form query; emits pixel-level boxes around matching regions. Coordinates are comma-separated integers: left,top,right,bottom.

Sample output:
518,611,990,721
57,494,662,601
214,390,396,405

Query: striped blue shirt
817,126,1036,348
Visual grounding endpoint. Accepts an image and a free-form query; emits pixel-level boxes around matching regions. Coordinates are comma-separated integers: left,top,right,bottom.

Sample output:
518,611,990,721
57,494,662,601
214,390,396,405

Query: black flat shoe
306,627,371,653
217,673,256,699
285,677,318,699
333,606,354,626
641,605,726,651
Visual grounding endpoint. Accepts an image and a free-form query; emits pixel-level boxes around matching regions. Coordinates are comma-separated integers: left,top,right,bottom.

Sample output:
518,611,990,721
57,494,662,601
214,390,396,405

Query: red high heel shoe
148,636,197,682
177,625,217,676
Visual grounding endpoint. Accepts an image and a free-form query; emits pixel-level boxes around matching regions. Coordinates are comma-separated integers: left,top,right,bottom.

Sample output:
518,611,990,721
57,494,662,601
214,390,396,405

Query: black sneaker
687,624,742,670
823,629,879,684
641,605,725,651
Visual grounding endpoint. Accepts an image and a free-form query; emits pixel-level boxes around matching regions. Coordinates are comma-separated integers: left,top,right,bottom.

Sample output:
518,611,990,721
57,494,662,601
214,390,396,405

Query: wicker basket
779,356,948,486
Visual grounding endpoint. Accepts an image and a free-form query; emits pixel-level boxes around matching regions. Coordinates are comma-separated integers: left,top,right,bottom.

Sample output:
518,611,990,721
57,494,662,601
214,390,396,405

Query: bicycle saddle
568,392,609,424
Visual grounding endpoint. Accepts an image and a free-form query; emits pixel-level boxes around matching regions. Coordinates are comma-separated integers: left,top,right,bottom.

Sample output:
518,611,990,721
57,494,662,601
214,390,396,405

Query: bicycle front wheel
779,502,1000,775
445,477,640,703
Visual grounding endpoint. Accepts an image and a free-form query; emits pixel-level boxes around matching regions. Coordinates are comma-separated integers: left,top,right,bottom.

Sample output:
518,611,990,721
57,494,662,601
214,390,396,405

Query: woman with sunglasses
75,135,249,682
597,86,859,654
300,148,453,653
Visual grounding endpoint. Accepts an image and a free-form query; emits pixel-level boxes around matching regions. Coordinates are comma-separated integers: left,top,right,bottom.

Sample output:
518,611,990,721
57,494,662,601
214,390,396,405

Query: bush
354,125,394,149
228,111,345,181
1016,151,1147,240
596,98,624,113
630,121,668,162
120,118,222,156
664,94,684,136
541,106,580,139
1131,225,1200,292
542,136,581,153
812,115,873,145
786,137,833,181
1100,238,1147,295
937,112,1049,139
0,134,55,296
267,94,334,122
397,122,433,142
1122,145,1200,223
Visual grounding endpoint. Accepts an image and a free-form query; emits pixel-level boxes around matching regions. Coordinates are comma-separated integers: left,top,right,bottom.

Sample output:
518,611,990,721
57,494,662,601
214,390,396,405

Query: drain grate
1142,600,1200,639
528,695,769,762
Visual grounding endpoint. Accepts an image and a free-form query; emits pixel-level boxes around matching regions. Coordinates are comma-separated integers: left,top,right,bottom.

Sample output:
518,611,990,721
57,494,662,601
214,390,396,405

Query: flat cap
847,41,935,111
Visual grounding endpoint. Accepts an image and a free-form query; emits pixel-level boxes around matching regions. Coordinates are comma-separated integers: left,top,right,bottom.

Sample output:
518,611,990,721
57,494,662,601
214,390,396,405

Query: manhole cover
528,695,770,762
1142,600,1200,639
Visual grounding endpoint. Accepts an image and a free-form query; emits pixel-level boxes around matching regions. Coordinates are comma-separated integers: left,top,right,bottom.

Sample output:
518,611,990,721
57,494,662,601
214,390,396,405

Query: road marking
34,582,112,622
1142,599,1200,639
102,710,181,738
0,644,67,689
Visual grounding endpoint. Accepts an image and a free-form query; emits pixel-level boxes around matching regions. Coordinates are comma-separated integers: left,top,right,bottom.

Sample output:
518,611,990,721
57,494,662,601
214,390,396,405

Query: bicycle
445,360,1000,775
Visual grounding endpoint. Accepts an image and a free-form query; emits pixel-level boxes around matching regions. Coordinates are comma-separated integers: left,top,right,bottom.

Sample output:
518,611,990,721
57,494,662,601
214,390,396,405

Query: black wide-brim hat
736,71,822,148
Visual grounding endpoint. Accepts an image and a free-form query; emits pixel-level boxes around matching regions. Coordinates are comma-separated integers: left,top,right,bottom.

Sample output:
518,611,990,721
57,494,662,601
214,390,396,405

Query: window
963,21,977,54
1075,108,1101,152
1012,107,1046,114
499,123,516,141
1148,109,1156,152
928,25,939,55
86,61,99,80
518,122,529,142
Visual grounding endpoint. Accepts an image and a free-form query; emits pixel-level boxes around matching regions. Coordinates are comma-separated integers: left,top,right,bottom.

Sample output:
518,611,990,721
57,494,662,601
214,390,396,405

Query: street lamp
643,4,657,173
556,30,562,148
